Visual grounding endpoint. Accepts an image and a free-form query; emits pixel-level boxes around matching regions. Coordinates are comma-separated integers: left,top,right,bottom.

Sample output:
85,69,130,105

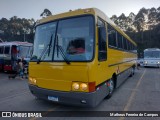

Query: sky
0,0,160,20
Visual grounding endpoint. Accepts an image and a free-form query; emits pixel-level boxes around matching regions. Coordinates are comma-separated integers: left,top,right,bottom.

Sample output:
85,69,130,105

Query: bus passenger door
96,18,108,87
11,45,18,71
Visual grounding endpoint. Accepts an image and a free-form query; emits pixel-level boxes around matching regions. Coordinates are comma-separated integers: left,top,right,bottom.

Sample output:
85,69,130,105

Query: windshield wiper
56,35,70,65
37,34,53,64
48,34,53,56
57,45,70,65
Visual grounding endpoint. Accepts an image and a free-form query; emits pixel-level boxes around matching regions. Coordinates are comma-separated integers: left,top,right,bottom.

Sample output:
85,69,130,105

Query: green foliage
0,8,53,42
0,16,35,43
126,23,160,57
40,9,52,18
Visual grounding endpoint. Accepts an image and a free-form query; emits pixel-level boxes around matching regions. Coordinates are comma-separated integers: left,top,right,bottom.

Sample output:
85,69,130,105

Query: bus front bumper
143,63,160,67
29,84,109,107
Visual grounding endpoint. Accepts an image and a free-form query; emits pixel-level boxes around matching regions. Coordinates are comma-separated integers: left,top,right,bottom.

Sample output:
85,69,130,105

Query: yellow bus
29,8,137,107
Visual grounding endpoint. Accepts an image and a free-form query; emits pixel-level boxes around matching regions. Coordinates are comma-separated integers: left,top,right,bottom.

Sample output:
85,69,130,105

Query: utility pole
23,28,26,42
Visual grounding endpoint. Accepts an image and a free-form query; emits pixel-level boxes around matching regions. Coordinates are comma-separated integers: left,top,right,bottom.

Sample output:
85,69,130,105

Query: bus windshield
144,51,160,58
18,46,33,58
32,15,94,62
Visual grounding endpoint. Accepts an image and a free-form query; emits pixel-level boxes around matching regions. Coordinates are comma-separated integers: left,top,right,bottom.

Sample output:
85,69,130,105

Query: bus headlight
72,83,79,90
29,77,33,81
72,82,89,91
29,77,37,84
157,61,160,64
33,78,37,84
80,83,88,91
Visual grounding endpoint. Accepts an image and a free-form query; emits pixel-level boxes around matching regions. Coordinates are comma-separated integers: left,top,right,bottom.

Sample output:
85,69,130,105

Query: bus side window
108,24,117,47
0,46,4,54
4,46,10,54
117,32,123,49
98,18,107,61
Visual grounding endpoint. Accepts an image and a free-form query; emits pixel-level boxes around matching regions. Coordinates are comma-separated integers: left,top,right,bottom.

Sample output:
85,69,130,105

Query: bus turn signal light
88,82,96,92
29,77,37,84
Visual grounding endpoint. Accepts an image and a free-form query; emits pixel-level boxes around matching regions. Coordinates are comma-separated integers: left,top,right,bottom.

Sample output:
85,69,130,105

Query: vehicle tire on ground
106,78,115,99
129,67,135,77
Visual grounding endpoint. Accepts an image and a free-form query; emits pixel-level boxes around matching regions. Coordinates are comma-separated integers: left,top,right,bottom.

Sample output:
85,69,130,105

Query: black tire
129,67,135,77
106,78,114,99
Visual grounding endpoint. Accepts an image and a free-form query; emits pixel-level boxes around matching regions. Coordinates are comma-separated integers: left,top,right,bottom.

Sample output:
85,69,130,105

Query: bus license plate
48,96,58,102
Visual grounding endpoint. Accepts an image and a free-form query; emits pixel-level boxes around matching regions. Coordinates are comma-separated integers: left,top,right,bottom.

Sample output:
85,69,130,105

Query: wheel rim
109,79,114,94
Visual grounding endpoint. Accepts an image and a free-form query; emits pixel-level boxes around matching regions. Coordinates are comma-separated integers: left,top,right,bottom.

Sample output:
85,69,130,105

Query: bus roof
37,8,136,46
0,41,33,46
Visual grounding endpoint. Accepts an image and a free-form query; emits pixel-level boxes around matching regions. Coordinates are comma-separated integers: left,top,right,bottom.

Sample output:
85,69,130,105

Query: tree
0,17,35,42
40,9,52,18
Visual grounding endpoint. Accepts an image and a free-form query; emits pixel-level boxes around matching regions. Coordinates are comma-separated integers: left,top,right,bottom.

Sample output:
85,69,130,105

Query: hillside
111,7,160,57
111,7,160,32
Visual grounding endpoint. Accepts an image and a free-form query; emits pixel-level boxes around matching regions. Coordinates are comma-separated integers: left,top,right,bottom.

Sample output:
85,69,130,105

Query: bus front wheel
106,78,114,99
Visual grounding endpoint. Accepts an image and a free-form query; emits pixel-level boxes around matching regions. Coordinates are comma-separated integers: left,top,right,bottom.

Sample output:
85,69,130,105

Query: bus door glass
98,18,107,61
3,46,11,71
11,45,18,60
11,45,18,70
97,18,107,84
